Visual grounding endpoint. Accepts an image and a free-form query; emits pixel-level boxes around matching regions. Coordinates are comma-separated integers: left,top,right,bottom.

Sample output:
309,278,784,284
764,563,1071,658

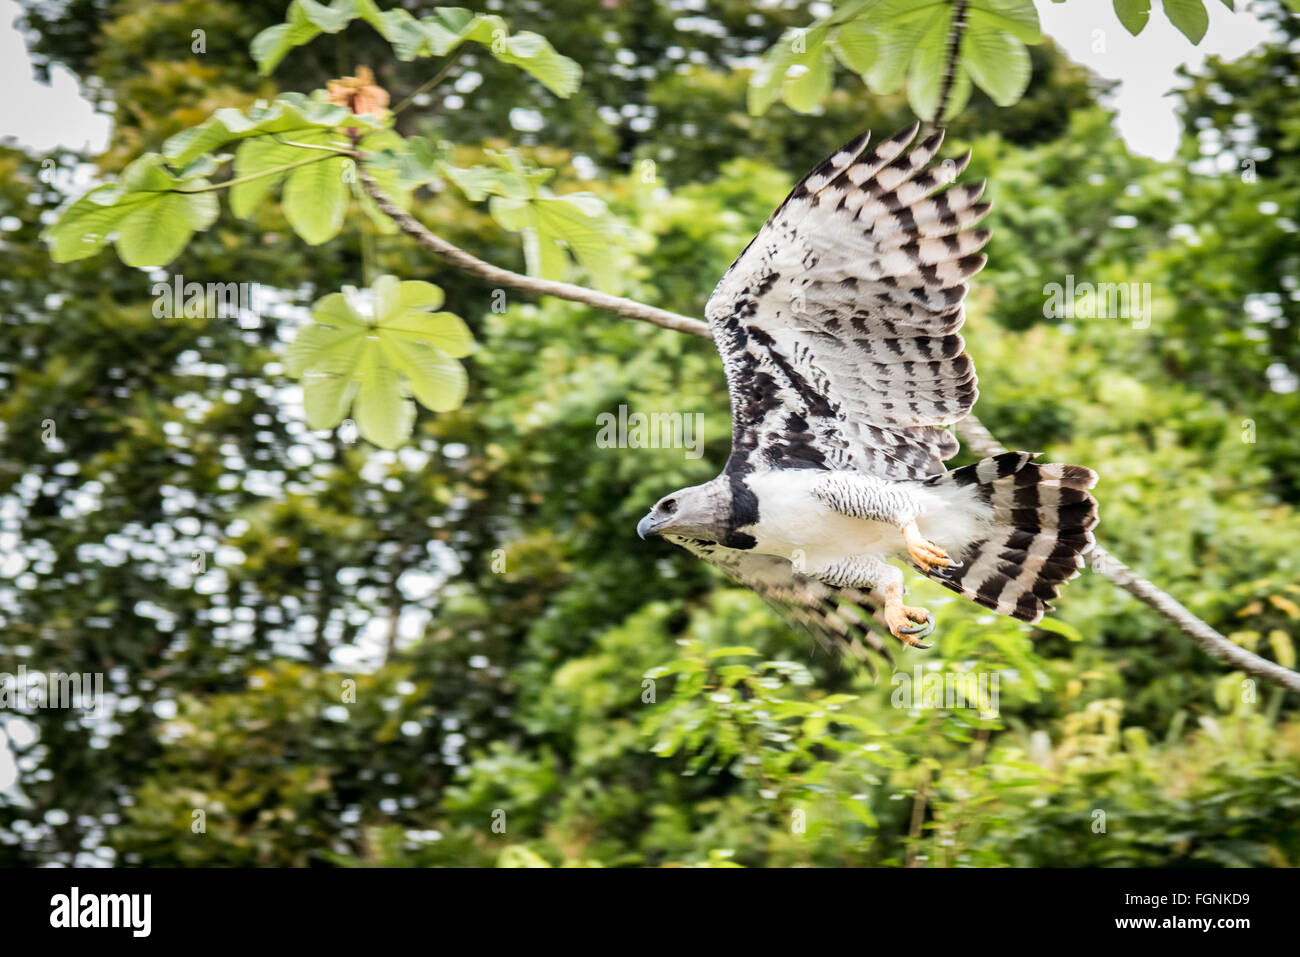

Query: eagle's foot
902,521,957,574
884,601,935,648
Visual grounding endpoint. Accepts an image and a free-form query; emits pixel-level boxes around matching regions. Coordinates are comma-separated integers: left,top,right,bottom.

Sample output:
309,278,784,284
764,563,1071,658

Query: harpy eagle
636,125,1099,665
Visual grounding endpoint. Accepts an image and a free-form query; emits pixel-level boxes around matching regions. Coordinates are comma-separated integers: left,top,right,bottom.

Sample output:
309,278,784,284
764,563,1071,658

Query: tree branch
927,0,969,133
358,169,710,338
358,172,1300,695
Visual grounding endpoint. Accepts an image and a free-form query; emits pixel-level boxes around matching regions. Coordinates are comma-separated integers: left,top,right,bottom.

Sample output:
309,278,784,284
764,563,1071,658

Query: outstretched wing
707,124,991,481
668,536,893,674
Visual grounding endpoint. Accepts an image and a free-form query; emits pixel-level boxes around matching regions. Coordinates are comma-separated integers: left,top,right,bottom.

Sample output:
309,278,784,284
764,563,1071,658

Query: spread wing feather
669,536,892,676
706,124,991,481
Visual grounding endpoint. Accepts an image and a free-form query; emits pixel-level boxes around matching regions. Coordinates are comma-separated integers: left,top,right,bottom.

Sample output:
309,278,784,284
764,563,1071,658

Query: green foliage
750,0,1042,119
251,0,581,96
443,150,621,290
41,153,220,266
163,92,373,167
286,275,474,448
753,0,1242,118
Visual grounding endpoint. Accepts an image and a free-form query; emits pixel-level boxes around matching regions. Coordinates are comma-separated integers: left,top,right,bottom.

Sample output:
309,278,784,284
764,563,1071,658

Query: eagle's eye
660,498,677,514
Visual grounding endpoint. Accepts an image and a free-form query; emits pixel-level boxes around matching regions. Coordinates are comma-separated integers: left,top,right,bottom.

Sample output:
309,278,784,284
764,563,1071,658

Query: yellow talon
882,580,936,648
902,521,955,573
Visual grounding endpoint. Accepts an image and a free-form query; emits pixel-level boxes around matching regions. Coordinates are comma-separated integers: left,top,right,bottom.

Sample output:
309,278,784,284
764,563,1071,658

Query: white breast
742,471,903,565
739,470,992,568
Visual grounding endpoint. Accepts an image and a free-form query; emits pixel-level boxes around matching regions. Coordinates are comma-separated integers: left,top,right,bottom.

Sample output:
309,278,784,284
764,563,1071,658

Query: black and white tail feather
921,452,1098,623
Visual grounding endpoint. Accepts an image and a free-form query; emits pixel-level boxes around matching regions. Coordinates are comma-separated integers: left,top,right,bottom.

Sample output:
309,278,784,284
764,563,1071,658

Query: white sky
1037,0,1276,160
0,0,1282,161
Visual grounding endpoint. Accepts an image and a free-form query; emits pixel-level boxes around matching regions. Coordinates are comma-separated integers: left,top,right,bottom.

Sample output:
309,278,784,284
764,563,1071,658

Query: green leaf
441,163,527,203
251,4,322,75
115,189,219,267
42,185,138,262
163,93,361,167
248,0,383,74
1113,0,1152,36
495,31,582,97
864,3,945,97
352,349,414,450
282,155,349,244
783,50,833,113
963,24,1032,106
287,276,474,447
490,192,620,291
374,8,436,59
1164,0,1209,44
230,136,310,218
370,8,581,95
42,153,219,266
967,0,1042,44
379,333,466,413
831,19,879,74
296,0,358,32
748,28,805,115
1034,617,1085,642
905,4,955,121
442,151,619,289
943,63,972,119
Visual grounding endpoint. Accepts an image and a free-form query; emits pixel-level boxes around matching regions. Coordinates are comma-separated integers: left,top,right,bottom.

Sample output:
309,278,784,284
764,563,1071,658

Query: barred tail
923,451,1098,623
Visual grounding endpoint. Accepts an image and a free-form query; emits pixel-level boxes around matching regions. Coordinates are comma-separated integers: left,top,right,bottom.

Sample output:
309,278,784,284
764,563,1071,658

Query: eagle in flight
637,124,1099,667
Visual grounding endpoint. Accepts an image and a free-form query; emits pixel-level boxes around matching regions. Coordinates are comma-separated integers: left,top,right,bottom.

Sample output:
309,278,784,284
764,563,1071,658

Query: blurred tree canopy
2,0,1300,867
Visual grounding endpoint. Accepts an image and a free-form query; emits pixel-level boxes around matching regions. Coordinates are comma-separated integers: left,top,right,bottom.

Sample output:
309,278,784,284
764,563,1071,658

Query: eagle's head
637,479,729,542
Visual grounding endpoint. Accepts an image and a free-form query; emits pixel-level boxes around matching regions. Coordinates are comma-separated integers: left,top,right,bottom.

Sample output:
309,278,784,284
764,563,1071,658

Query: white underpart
742,472,994,573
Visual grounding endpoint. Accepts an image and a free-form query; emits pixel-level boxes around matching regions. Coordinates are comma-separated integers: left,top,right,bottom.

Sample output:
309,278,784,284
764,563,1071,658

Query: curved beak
636,511,658,540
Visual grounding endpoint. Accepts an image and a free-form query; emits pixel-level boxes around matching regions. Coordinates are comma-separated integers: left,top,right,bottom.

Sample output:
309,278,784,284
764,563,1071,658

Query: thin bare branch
926,0,970,134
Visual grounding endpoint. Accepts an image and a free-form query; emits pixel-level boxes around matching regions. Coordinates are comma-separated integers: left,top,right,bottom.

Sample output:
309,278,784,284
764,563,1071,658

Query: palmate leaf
489,192,619,291
904,3,956,121
962,19,1032,107
227,126,412,240
282,153,349,245
286,275,473,449
750,0,1042,120
42,154,219,267
445,151,620,290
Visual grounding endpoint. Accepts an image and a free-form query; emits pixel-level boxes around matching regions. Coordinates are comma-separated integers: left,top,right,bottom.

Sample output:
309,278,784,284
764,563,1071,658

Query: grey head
636,477,731,542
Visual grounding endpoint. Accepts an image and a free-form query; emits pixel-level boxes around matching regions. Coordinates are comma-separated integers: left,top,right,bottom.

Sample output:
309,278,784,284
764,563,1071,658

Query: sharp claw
898,623,927,635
